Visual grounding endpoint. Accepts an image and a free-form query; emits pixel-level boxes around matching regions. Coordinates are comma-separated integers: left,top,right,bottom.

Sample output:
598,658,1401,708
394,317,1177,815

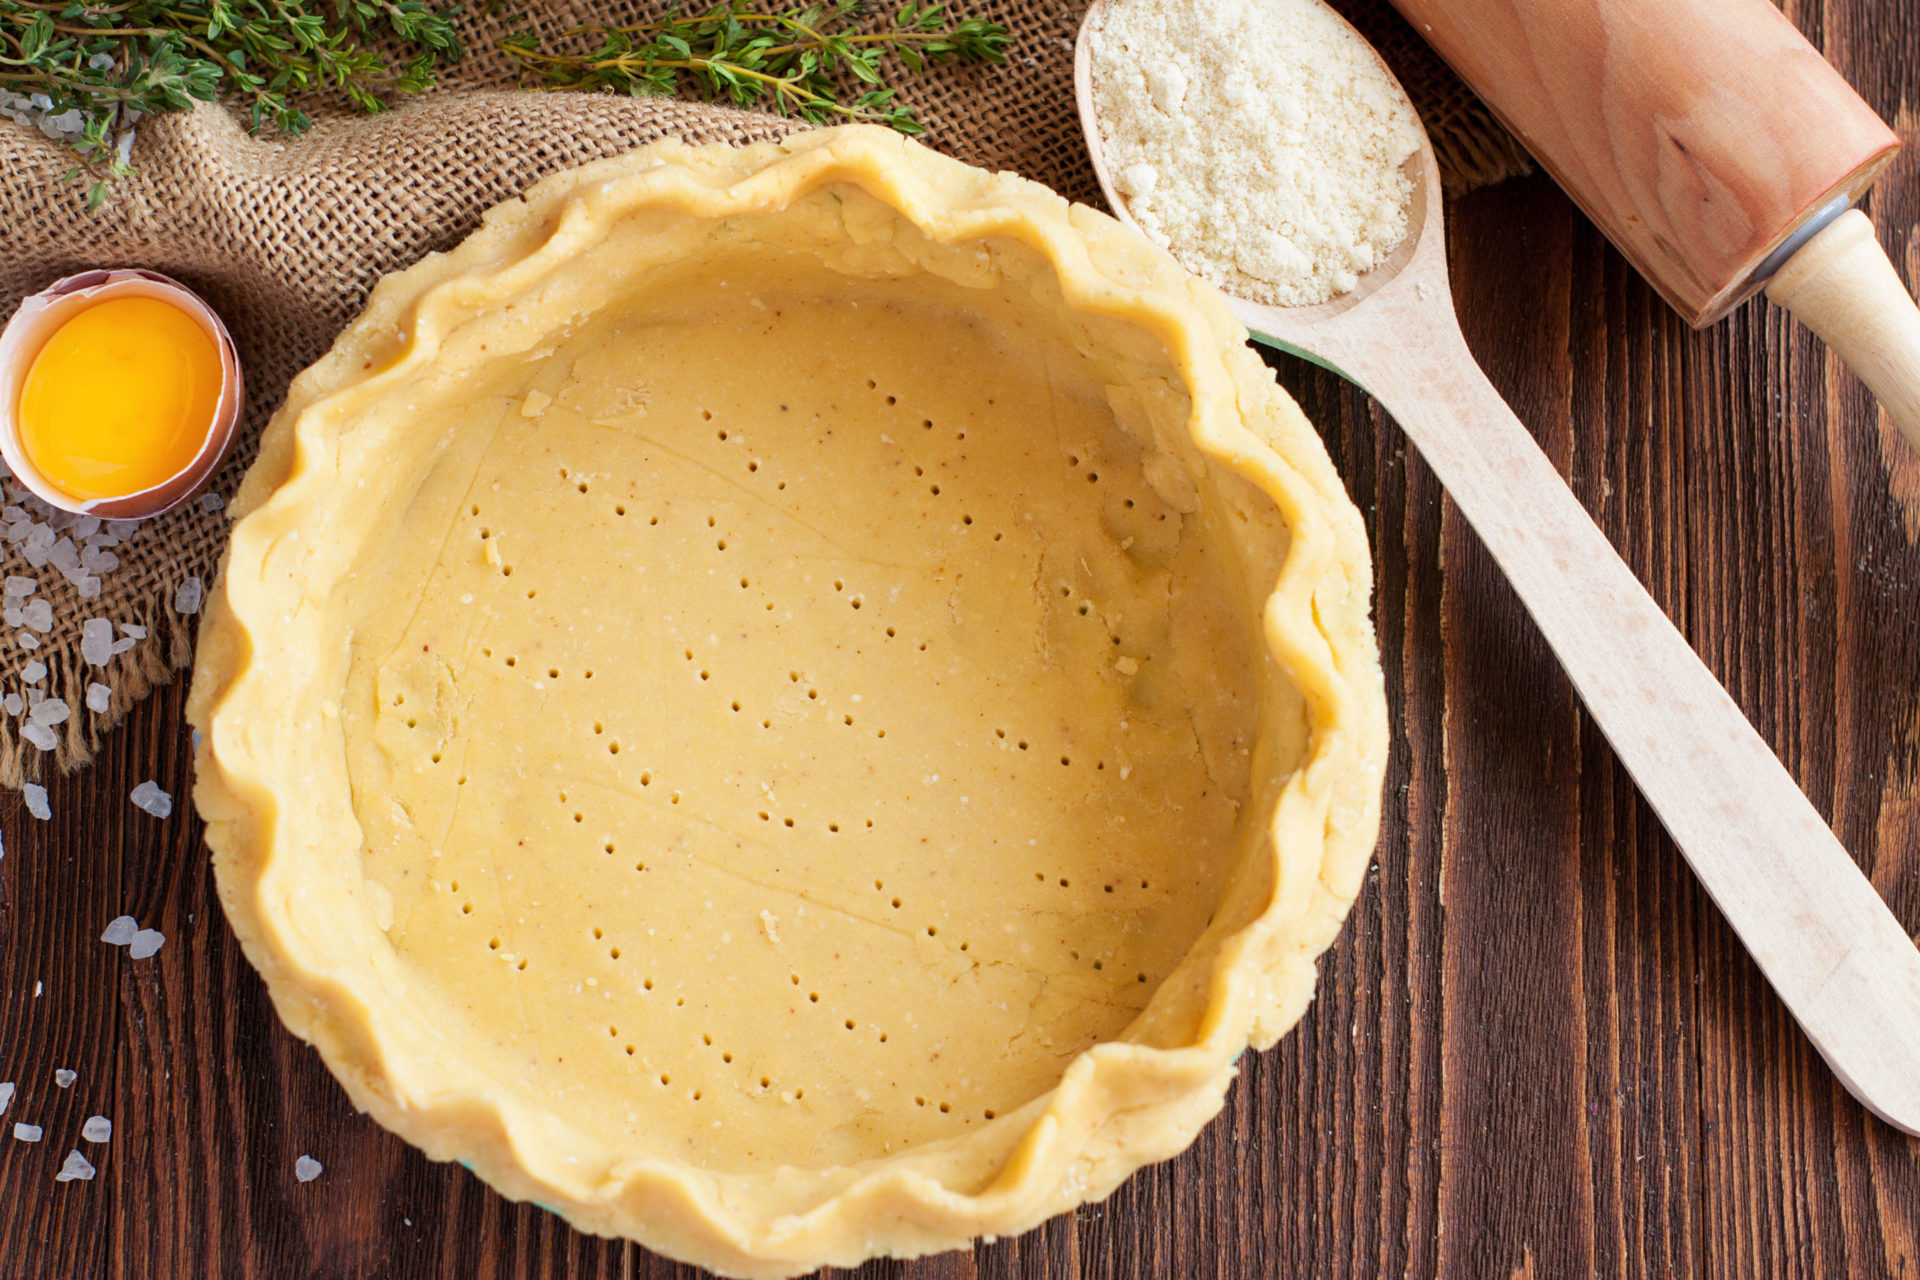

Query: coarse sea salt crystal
22,722,55,751
81,1116,111,1143
86,683,111,713
2,607,18,628
111,637,137,655
22,598,51,632
22,783,49,819
76,576,102,599
55,1149,96,1182
47,537,78,572
121,623,146,639
4,692,22,716
81,618,114,666
107,520,138,540
21,659,46,683
72,516,100,539
128,929,164,960
5,576,34,596
200,493,225,512
14,1122,42,1143
18,632,37,649
131,780,172,818
295,1155,323,1182
101,916,138,946
54,1069,75,1088
30,698,69,727
0,1082,12,1115
80,546,118,574
175,577,204,615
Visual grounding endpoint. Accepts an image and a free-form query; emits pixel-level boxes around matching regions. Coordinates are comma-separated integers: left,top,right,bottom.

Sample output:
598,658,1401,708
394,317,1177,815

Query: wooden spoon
1074,0,1920,1133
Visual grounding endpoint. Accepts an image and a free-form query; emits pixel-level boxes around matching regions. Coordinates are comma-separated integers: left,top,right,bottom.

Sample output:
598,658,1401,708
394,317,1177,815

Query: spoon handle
1349,320,1920,1133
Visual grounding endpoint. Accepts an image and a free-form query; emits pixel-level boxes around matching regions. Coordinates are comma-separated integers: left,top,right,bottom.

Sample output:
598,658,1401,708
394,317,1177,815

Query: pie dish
186,125,1388,1277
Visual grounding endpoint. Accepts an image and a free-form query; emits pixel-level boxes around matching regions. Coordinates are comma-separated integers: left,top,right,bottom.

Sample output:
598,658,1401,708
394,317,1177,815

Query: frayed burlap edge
0,597,197,788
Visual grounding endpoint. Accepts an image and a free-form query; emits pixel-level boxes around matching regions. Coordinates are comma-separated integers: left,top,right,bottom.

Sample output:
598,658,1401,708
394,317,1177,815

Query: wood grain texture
1387,0,1899,325
6,5,1920,1274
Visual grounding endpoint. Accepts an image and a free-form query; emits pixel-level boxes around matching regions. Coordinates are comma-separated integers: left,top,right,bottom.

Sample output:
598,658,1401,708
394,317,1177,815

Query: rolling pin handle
1765,208,1920,458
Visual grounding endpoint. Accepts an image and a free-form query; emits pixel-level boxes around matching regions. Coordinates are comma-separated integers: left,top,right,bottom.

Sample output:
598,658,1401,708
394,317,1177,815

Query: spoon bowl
1072,0,1920,1134
1073,0,1441,365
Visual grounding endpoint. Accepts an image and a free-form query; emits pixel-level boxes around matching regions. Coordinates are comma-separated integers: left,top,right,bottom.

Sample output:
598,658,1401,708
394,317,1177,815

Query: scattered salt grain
4,576,35,596
72,516,101,540
21,660,45,683
3,693,19,716
54,1069,75,1088
101,916,138,946
199,493,225,512
86,683,111,713
22,783,49,819
21,722,56,751
81,618,114,666
22,598,51,632
47,537,78,572
174,577,204,615
295,1155,323,1182
130,780,172,818
81,1116,112,1143
120,623,147,639
0,1082,12,1115
107,520,138,540
14,1123,42,1143
55,1149,96,1182
128,929,165,960
30,698,69,727
111,636,137,655
19,632,39,649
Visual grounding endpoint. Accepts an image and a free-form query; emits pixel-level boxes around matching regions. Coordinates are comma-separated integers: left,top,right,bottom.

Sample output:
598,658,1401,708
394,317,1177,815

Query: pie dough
187,126,1388,1277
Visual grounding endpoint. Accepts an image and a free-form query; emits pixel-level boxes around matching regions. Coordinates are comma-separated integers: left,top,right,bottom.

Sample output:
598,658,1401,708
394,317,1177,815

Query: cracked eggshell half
0,268,244,519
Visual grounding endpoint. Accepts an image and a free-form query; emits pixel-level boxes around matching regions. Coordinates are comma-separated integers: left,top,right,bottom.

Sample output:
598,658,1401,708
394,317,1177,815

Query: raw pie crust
187,126,1388,1277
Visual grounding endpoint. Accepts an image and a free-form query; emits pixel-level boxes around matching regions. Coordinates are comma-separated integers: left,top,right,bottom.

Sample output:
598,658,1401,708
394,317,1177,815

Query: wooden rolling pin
1389,0,1920,455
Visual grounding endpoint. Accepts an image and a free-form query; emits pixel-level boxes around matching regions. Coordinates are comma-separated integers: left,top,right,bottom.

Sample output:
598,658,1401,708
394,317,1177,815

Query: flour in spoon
1089,0,1422,306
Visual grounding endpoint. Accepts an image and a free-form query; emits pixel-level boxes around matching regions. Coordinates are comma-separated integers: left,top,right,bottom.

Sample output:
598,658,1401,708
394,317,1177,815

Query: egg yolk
15,295,221,502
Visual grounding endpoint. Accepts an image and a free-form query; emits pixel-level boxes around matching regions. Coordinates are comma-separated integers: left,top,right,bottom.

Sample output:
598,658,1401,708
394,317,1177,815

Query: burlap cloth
0,0,1528,787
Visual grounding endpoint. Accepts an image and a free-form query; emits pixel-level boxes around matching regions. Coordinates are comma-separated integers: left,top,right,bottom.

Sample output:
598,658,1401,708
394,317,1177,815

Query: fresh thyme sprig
499,2,1010,133
1,0,462,206
0,0,1006,209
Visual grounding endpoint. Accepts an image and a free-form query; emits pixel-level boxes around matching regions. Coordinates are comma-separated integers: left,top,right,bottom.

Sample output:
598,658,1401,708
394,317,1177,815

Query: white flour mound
1090,0,1423,306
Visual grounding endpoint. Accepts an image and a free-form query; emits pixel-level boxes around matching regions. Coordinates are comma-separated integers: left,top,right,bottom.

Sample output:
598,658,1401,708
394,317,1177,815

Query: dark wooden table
7,19,1920,1280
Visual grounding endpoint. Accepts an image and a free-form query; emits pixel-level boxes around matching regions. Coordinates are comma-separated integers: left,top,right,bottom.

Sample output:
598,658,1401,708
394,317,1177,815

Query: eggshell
0,268,243,518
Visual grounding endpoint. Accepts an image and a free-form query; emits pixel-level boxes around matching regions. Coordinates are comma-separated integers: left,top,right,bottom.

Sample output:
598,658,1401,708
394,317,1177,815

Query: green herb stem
1,0,1008,207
